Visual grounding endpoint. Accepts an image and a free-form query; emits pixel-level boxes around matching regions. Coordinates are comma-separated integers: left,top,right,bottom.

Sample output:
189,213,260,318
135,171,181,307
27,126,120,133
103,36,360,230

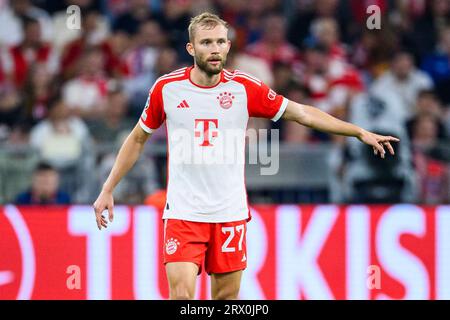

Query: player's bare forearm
102,123,151,193
281,100,400,158
282,100,364,138
93,123,151,229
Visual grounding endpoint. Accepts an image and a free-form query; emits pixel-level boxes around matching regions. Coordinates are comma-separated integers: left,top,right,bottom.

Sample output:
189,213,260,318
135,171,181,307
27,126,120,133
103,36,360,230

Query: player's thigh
210,269,243,300
165,262,199,299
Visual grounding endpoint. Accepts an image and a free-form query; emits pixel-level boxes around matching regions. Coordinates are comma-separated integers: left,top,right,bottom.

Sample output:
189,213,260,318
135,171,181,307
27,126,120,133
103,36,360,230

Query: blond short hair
188,12,229,42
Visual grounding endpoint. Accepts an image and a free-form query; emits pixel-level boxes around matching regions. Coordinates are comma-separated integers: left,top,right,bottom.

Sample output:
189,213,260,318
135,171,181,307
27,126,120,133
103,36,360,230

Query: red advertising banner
1,205,449,300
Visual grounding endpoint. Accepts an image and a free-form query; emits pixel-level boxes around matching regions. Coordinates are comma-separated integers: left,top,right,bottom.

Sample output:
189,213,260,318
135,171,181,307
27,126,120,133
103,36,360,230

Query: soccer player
93,12,399,300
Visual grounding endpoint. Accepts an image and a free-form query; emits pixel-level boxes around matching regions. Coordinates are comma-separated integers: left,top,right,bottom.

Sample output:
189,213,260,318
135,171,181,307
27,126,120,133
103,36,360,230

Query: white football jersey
139,66,288,222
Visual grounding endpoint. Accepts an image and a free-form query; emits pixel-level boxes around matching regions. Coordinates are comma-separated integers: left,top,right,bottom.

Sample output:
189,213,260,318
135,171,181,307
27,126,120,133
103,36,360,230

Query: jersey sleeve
246,80,288,122
139,83,165,133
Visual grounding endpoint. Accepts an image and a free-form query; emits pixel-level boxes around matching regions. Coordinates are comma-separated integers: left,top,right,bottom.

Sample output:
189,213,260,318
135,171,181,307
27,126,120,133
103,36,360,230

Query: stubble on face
195,53,227,76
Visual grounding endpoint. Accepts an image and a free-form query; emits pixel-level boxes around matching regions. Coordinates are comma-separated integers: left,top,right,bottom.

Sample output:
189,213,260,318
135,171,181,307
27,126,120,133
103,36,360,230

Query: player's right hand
93,190,114,230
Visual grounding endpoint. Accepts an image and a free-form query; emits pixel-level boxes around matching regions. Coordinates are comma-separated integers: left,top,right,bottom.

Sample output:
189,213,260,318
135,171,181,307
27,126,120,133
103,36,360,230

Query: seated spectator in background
411,113,450,203
296,41,364,121
154,47,181,77
310,17,347,61
100,30,131,79
342,85,417,203
15,162,71,204
123,22,169,115
52,0,109,52
246,13,299,69
406,89,447,141
30,97,91,169
128,46,181,139
227,47,275,132
227,45,273,86
62,47,108,119
351,28,399,81
0,0,54,47
60,8,110,80
411,113,449,162
87,88,134,145
124,19,167,78
22,62,57,124
1,16,59,88
421,25,450,104
372,51,434,117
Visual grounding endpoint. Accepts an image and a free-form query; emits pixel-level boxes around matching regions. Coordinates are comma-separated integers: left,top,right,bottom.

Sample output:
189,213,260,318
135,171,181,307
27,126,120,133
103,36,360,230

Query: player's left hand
357,130,400,159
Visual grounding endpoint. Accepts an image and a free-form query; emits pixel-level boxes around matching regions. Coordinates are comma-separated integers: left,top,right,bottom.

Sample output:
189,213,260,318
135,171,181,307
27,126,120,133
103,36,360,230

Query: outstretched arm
281,100,400,158
93,123,151,230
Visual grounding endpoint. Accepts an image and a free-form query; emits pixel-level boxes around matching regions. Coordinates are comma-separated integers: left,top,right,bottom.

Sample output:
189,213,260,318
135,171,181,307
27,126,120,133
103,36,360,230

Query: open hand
357,130,400,159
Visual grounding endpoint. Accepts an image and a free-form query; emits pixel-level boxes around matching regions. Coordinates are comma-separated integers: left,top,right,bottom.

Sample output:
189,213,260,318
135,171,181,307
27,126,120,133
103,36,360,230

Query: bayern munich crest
217,92,235,109
165,238,180,255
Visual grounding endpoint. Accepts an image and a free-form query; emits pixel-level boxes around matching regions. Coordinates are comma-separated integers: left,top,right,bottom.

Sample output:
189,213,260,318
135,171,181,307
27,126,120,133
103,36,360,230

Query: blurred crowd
0,0,449,205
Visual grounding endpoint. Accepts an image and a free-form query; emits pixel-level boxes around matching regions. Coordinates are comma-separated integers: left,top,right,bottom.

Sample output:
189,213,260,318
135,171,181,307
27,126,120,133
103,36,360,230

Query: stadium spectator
62,47,108,119
350,28,399,81
29,97,91,169
227,48,276,132
52,0,109,52
310,17,347,61
22,62,57,124
1,16,59,88
122,20,168,114
343,84,416,203
372,51,433,117
296,41,364,121
411,113,450,203
15,161,71,204
0,0,53,46
60,8,109,80
406,89,447,141
87,89,134,145
246,13,299,68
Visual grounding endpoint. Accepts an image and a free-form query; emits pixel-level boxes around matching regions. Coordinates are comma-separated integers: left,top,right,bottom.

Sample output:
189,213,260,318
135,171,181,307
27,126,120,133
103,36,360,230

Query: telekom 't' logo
194,119,218,147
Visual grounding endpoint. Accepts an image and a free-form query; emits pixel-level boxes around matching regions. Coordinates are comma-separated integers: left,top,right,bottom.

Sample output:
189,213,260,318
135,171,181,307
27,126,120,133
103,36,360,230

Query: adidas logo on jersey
177,100,190,109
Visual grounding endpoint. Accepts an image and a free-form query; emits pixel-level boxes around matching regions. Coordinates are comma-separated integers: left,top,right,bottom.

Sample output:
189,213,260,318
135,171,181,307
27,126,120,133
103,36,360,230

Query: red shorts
163,219,247,274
